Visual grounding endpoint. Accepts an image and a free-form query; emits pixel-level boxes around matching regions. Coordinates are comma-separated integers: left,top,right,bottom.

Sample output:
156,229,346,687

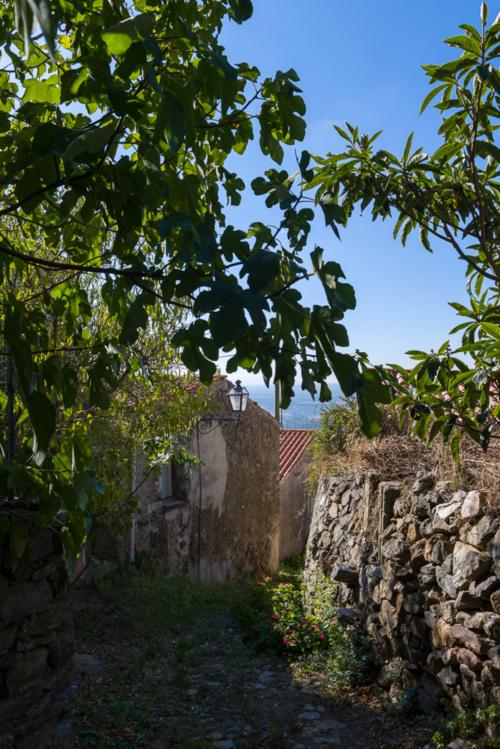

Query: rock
418,563,436,587
461,491,486,520
447,739,473,749
406,522,420,543
449,624,493,655
403,593,421,614
437,666,458,687
417,673,441,713
73,653,104,678
455,590,484,611
488,645,500,670
48,625,75,669
461,515,498,550
214,741,234,749
337,608,358,624
470,576,499,600
412,473,435,495
393,497,411,518
413,498,431,520
380,599,399,630
298,711,321,721
410,539,427,568
491,589,500,614
381,536,410,564
0,583,53,623
432,515,453,534
487,527,500,565
0,626,17,656
424,535,452,565
452,543,491,591
435,493,465,520
431,619,453,649
330,564,357,586
420,519,434,537
431,602,455,624
4,647,48,695
456,647,482,673
483,613,500,642
436,567,457,598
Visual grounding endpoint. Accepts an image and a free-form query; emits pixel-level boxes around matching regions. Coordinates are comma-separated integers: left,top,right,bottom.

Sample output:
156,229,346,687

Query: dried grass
318,432,500,509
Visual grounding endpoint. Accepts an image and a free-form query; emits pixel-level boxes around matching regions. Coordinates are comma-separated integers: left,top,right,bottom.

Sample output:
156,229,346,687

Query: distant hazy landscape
249,383,341,430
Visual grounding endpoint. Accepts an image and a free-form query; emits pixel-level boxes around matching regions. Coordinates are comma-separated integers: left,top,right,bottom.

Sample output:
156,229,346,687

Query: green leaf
102,13,154,55
26,391,56,452
63,120,117,159
229,0,254,23
444,35,481,55
23,77,60,104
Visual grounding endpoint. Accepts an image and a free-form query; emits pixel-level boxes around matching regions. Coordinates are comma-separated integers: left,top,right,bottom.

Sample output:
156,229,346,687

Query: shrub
237,570,372,687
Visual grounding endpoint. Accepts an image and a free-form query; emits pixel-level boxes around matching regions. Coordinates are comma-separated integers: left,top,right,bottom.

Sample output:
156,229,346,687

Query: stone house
278,429,314,561
111,376,281,581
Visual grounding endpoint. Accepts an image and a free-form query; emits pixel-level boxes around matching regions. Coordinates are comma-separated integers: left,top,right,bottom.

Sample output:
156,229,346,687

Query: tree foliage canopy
0,0,388,562
310,4,500,457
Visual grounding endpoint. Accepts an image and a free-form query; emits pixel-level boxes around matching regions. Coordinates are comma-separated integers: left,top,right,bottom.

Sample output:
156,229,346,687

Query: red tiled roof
279,429,314,481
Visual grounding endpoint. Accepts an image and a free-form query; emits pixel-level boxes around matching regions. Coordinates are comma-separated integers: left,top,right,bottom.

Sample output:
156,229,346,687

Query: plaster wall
279,453,312,561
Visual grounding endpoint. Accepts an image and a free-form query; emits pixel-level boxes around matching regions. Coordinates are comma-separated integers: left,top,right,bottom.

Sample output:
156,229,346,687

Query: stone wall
0,533,74,748
305,471,500,709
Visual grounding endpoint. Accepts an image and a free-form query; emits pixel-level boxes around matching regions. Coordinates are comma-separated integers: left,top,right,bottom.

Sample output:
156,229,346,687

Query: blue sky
218,0,482,386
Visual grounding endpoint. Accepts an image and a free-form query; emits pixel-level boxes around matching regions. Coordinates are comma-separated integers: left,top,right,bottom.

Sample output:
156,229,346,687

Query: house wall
126,378,280,581
279,453,312,561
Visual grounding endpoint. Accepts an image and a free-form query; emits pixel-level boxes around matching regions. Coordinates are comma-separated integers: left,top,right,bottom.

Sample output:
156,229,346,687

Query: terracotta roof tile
279,428,314,481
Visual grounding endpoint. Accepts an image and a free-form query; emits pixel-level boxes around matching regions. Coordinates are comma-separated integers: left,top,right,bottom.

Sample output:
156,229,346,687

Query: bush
237,570,372,687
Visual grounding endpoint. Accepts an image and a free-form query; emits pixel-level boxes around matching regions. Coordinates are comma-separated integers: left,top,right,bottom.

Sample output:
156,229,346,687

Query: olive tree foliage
0,0,389,562
310,4,500,457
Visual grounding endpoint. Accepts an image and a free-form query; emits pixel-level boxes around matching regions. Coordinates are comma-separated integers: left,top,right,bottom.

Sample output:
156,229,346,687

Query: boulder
491,589,500,614
452,543,491,591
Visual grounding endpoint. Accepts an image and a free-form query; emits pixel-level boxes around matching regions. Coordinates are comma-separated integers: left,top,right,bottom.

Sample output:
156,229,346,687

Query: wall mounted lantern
227,380,249,414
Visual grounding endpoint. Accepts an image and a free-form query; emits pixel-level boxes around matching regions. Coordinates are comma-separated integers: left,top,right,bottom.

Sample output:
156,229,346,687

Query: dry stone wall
0,533,74,749
305,471,500,709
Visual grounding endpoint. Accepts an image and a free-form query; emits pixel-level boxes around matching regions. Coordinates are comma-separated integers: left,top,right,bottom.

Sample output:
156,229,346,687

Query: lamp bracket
198,415,241,434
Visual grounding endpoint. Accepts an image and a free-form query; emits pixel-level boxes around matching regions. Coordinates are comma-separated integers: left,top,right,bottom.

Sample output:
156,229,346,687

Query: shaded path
69,579,432,749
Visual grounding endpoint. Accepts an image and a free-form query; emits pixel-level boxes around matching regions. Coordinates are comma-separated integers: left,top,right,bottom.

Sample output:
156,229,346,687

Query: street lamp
227,380,249,414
